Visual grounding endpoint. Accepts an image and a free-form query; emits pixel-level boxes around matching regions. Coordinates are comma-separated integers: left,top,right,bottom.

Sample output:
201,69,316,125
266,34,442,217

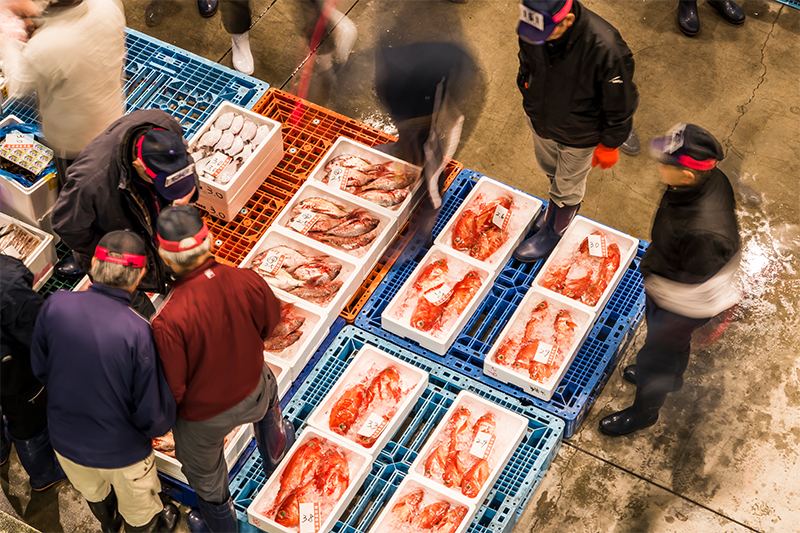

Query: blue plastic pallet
355,169,648,437
231,327,565,533
1,29,268,138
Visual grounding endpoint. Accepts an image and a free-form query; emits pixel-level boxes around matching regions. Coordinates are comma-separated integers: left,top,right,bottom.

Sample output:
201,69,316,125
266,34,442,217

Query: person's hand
591,143,619,169
172,186,196,206
3,0,40,18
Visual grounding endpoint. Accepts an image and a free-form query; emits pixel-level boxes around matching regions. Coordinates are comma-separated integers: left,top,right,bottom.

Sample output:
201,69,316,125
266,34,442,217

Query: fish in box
322,154,419,209
285,196,383,255
250,245,344,306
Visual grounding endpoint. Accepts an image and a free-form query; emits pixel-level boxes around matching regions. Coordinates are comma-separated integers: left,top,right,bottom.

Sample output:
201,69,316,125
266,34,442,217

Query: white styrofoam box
188,102,283,220
0,115,59,227
0,211,56,291
381,246,493,356
306,343,428,457
307,137,423,228
273,181,396,278
409,391,527,506
533,215,638,315
154,424,254,484
434,176,542,271
247,427,371,533
483,286,594,401
264,354,292,400
73,275,92,292
368,476,476,533
238,227,360,331
264,295,328,380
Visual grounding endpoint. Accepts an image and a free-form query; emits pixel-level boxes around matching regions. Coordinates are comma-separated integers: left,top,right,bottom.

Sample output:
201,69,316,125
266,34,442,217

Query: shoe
55,255,84,278
144,0,165,27
328,9,357,65
708,0,745,24
531,202,550,234
231,33,254,75
10,427,67,491
623,365,637,385
678,0,699,36
512,202,580,263
619,129,640,156
198,0,218,18
599,406,659,436
86,490,124,533
254,403,296,479
187,497,237,533
124,503,179,533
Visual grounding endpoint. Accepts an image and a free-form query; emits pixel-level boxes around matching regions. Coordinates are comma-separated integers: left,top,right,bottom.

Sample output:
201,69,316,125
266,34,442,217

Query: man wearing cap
30,231,178,532
51,109,199,317
513,0,640,262
150,206,293,533
600,124,741,436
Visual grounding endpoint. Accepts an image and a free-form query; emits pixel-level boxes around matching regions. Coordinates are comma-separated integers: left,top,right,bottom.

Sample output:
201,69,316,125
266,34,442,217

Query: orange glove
591,144,619,169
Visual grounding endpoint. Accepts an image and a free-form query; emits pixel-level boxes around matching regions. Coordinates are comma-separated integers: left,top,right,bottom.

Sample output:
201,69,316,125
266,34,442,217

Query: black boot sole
599,416,658,436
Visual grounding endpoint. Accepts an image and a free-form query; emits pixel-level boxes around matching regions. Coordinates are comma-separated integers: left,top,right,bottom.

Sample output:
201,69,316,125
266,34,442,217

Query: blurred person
678,0,745,37
51,109,199,318
151,206,293,533
0,0,125,185
512,0,640,262
220,0,254,74
30,231,178,532
599,124,741,436
0,253,66,492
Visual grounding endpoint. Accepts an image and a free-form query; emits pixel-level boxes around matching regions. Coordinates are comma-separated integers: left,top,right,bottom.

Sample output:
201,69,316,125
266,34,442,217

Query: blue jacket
30,283,175,469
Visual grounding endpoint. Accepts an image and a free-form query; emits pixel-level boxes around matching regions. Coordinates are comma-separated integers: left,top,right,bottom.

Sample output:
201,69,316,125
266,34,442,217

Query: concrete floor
2,1,798,532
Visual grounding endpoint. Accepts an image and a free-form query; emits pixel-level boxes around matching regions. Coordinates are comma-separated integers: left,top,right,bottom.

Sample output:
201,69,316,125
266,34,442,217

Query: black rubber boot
708,0,745,24
187,497,237,533
623,364,637,385
0,414,9,467
197,0,218,17
124,503,179,533
512,202,580,263
531,202,553,234
678,0,700,36
86,489,123,532
10,427,66,491
254,403,296,480
55,255,84,279
599,390,662,436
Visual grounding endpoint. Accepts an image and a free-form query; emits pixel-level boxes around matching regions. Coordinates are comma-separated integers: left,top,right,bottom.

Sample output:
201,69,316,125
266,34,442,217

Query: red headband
553,0,573,22
135,128,167,180
95,246,146,268
677,155,717,171
157,222,209,253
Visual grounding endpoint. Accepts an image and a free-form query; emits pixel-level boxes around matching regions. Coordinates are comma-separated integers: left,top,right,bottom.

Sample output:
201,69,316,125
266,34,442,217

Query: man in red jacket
151,206,295,533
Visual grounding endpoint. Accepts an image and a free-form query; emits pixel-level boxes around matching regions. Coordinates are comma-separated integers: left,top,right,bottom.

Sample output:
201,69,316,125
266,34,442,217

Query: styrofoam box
409,391,527,506
533,215,638,315
483,286,594,401
0,115,59,227
188,102,283,220
434,176,541,271
154,424,254,485
368,476,476,533
381,246,493,356
247,427,371,533
238,227,360,332
264,294,328,380
264,354,292,401
306,343,428,457
0,212,56,291
307,137,423,228
273,181,396,279
73,275,92,292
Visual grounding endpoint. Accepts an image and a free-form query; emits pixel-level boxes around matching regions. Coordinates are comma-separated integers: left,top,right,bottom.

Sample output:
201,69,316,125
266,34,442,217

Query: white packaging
247,427,371,533
408,391,527,506
381,246,492,355
0,211,55,291
264,295,329,380
306,343,428,457
264,353,292,400
72,275,92,292
483,286,594,401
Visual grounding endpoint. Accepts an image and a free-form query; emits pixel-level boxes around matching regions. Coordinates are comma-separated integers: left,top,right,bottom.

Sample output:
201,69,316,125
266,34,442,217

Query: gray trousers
173,364,277,503
527,118,595,207
220,0,251,34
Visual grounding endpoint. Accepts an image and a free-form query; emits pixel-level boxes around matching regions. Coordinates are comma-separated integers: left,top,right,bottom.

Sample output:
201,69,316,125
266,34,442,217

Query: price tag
204,152,233,179
3,132,35,149
423,283,453,306
328,167,350,190
357,412,389,439
298,502,320,533
492,204,510,231
533,342,556,365
469,430,496,460
290,211,320,234
258,250,285,275
587,234,608,258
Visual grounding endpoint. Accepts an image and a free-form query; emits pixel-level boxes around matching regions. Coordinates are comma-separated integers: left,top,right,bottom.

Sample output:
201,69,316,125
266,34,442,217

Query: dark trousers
634,296,710,415
1,387,49,440
220,0,251,34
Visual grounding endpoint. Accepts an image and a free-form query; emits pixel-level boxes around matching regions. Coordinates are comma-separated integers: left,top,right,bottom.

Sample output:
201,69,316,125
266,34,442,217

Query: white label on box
258,250,285,275
533,342,556,365
3,132,34,149
290,211,320,234
470,430,496,460
299,502,320,533
328,167,351,190
357,412,388,439
492,204,510,231
423,283,453,306
204,152,233,179
587,234,608,258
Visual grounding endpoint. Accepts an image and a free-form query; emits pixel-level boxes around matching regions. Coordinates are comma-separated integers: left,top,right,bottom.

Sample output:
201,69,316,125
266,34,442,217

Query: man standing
51,109,198,316
30,231,178,532
512,0,640,262
151,206,294,533
600,124,741,436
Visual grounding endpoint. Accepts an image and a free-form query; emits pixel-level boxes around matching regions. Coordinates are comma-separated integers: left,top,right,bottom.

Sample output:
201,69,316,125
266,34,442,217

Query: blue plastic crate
232,327,564,533
1,29,269,138
355,168,648,437
774,0,800,10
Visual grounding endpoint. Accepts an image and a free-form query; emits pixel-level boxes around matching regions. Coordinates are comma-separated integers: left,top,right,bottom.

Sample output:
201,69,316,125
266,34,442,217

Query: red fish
472,413,495,438
354,188,409,207
263,331,303,352
278,438,323,497
451,210,477,253
470,225,507,261
329,384,369,435
315,448,350,499
447,406,473,453
494,337,520,366
513,340,539,372
273,480,316,527
323,212,380,237
473,196,513,229
289,261,342,285
461,459,489,498
292,197,350,218
366,366,402,403
410,294,449,332
324,154,373,173
434,270,482,328
315,226,380,251
411,502,450,529
270,305,306,337
561,268,594,300
290,280,343,304
424,443,449,479
581,243,621,306
434,506,469,533
540,262,571,292
391,488,424,523
553,310,578,349
413,258,449,293
442,451,471,489
523,301,549,340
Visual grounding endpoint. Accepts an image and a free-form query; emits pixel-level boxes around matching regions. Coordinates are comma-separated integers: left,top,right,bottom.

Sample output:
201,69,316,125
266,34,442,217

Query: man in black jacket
600,124,741,436
513,0,639,262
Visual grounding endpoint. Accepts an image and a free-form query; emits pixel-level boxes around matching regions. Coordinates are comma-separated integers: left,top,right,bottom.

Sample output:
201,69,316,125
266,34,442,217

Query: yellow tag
45,171,58,190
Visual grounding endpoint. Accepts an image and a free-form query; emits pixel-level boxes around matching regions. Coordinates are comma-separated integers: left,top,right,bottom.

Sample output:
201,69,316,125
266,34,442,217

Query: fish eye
278,511,286,518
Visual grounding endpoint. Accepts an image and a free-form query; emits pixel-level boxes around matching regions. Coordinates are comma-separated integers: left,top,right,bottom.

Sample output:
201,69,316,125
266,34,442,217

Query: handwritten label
328,167,351,190
298,502,320,533
423,283,453,306
533,342,556,365
587,234,608,258
492,204,510,231
3,132,34,150
290,211,320,234
519,4,545,30
357,412,389,439
469,430,496,460
258,250,285,275
204,152,232,179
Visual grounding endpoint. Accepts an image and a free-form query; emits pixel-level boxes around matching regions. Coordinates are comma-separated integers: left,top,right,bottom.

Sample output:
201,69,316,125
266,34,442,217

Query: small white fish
238,144,253,162
195,154,215,177
215,160,238,185
214,112,234,130
215,131,234,151
226,136,244,157
240,120,257,142
253,125,271,146
197,128,222,148
229,114,244,135
190,151,205,163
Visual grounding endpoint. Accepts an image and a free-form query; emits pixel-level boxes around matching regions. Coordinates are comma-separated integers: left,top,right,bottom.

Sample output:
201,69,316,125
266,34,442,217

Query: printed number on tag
328,167,350,190
204,153,232,178
298,502,320,533
587,234,608,258
3,132,35,149
357,412,388,439
470,430,496,460
492,204,510,231
423,283,453,306
259,250,285,275
290,211,320,234
519,4,545,30
533,342,556,365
